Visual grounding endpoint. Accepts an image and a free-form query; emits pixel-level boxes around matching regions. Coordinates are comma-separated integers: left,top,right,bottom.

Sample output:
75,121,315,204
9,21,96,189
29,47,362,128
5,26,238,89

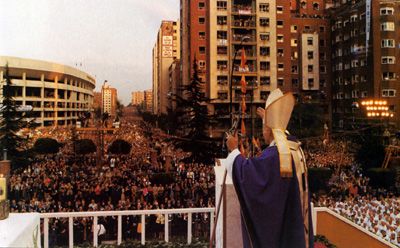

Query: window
381,39,395,48
382,56,395,64
291,25,297,33
319,26,325,32
217,76,228,85
260,18,270,27
350,14,358,22
307,37,313,45
308,78,314,87
218,92,228,100
382,89,396,97
217,46,227,55
198,2,205,9
292,78,299,87
260,62,270,71
278,78,284,86
313,2,319,10
320,66,326,73
304,25,311,32
277,6,283,13
351,60,359,68
199,46,206,54
382,72,396,80
277,20,284,28
277,35,284,43
259,3,269,12
291,65,298,73
260,47,270,56
217,30,227,40
277,48,284,56
380,7,394,15
217,16,227,25
381,22,395,31
320,79,326,88
199,32,206,40
199,17,205,24
307,51,313,59
260,33,270,41
320,39,325,47
198,60,206,68
291,39,298,47
217,60,228,70
260,76,270,85
278,63,284,71
308,65,313,72
217,1,227,10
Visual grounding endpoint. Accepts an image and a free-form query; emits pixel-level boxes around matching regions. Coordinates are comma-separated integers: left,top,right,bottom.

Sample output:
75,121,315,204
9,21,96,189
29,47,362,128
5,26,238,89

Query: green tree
74,139,96,155
288,102,325,138
33,138,61,154
115,99,124,121
108,139,131,155
0,64,34,168
172,60,217,163
354,127,385,170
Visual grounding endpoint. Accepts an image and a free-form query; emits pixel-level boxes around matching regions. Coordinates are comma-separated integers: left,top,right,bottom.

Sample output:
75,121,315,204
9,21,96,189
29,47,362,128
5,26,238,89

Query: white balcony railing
40,208,214,248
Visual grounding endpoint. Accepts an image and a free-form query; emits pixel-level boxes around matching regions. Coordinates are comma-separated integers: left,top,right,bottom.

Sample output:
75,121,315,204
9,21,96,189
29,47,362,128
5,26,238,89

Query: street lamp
229,35,251,126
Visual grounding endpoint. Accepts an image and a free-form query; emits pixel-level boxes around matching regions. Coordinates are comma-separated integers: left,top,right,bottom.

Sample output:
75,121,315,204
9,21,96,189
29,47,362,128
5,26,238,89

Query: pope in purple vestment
225,89,313,248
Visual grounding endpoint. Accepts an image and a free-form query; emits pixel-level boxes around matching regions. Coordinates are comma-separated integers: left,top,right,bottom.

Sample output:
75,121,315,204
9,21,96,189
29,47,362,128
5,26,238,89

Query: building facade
152,20,181,115
330,0,400,129
144,89,153,113
203,0,333,136
101,82,117,117
181,0,208,87
131,91,145,106
0,56,95,127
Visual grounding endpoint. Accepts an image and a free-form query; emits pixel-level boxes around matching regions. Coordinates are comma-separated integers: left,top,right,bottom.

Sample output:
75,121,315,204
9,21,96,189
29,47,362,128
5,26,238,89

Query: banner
366,0,371,57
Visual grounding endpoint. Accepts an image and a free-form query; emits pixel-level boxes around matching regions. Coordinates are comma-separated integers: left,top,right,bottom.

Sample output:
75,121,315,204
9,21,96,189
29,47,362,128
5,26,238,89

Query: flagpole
229,36,250,126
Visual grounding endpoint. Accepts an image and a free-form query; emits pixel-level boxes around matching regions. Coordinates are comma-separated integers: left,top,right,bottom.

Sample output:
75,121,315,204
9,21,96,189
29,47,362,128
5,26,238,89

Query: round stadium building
0,56,95,127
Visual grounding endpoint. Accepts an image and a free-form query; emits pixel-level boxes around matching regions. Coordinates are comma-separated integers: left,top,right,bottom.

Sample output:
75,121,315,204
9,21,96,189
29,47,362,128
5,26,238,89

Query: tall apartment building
92,92,102,110
152,20,180,115
101,82,117,117
131,91,145,105
199,0,332,136
144,89,153,113
181,0,208,87
330,0,400,129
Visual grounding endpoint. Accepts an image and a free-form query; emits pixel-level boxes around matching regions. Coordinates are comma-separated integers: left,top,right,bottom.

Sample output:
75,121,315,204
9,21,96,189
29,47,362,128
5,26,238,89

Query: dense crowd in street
7,115,400,247
9,120,215,245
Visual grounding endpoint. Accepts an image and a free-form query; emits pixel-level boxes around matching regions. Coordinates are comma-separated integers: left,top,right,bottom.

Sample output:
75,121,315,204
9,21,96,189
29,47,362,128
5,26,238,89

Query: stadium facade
0,56,95,127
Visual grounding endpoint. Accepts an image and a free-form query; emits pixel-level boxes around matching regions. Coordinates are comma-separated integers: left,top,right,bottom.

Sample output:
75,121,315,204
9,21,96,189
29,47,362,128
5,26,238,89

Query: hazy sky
0,0,180,105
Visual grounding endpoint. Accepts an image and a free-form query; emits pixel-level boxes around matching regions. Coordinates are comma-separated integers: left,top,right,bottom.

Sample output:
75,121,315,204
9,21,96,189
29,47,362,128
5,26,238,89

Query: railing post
118,215,122,245
93,216,98,247
141,214,145,245
312,203,317,234
44,217,49,248
210,211,214,239
68,217,74,248
187,213,192,244
164,214,169,242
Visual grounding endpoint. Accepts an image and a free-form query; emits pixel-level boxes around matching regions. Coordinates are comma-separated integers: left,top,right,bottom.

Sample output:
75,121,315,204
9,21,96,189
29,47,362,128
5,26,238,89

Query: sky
0,0,180,105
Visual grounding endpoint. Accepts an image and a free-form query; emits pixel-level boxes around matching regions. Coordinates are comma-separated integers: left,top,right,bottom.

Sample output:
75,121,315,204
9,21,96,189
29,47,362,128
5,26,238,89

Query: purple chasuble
231,145,313,248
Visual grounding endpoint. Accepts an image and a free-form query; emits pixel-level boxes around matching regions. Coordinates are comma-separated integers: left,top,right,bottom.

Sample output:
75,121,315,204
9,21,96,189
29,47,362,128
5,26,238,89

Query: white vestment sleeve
225,148,241,179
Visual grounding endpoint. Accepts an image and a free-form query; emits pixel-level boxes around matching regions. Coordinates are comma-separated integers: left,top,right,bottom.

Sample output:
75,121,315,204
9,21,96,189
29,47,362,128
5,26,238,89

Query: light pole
229,36,250,126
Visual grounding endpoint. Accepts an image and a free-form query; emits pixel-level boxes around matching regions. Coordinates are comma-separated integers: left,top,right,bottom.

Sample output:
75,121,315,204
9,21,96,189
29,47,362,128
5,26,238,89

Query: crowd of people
9,119,215,246
314,194,400,246
8,113,400,247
